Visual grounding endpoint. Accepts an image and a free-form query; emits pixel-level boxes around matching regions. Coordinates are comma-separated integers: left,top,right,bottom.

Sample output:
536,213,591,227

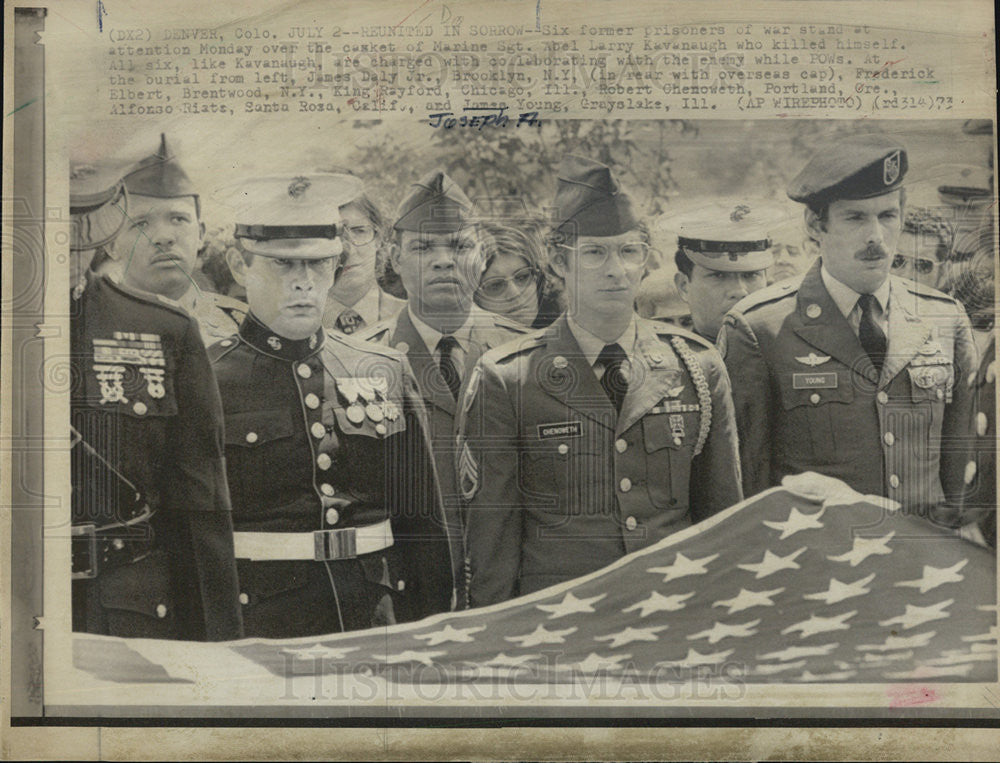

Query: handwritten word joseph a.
428,107,541,129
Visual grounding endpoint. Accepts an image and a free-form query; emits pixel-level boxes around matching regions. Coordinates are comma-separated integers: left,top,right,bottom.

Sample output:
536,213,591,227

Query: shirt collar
238,312,324,360
820,263,891,318
566,315,638,367
328,286,382,326
407,304,475,354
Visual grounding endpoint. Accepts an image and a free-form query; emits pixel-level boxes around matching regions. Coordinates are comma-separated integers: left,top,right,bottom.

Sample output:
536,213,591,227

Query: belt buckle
71,524,98,579
314,527,357,561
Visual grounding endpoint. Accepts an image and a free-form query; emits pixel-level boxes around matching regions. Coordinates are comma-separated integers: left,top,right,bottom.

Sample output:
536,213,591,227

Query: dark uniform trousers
459,314,743,607
210,314,455,638
358,305,529,605
71,274,243,641
719,260,978,520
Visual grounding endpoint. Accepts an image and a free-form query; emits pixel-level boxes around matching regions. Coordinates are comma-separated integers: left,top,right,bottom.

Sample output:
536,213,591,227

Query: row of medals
336,377,401,425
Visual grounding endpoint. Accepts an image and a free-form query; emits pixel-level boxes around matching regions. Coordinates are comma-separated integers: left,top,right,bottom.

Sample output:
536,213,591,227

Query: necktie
335,308,365,335
597,343,629,414
437,335,462,400
857,293,887,375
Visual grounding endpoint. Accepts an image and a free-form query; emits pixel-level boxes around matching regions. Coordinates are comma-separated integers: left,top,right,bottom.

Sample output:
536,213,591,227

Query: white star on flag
623,591,695,617
713,587,785,614
594,625,668,648
535,591,606,619
762,506,826,539
687,619,761,644
658,648,734,667
751,660,807,676
737,547,806,579
803,573,876,605
482,652,541,668
505,625,577,648
827,531,895,567
879,599,953,630
381,650,445,666
782,610,856,639
282,644,359,661
757,643,839,661
856,631,937,652
895,559,968,594
564,653,634,673
414,624,486,645
647,552,719,582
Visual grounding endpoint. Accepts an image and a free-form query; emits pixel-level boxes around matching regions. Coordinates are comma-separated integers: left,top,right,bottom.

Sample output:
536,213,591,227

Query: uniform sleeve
719,312,775,498
460,357,524,607
689,347,743,520
933,305,981,526
164,316,243,641
388,363,456,620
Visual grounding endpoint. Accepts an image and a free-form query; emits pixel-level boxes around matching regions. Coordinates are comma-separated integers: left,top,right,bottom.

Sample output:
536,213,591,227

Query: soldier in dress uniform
458,155,743,607
70,159,243,641
210,174,455,637
719,134,978,522
668,199,781,342
356,170,528,602
109,134,248,344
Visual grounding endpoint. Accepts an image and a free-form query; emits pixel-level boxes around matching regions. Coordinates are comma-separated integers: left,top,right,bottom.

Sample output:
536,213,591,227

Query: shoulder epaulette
325,328,404,360
490,331,548,363
104,277,192,321
354,320,392,344
206,334,241,363
211,292,250,319
647,321,715,351
731,279,799,314
898,277,960,304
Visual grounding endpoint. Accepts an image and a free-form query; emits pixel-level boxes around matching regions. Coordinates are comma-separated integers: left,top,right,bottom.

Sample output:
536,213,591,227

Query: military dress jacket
209,313,455,637
71,273,242,641
458,314,743,607
719,259,978,519
187,290,249,345
357,305,529,598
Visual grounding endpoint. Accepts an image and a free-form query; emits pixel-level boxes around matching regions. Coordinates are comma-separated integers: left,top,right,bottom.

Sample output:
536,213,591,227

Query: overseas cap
552,154,640,237
662,198,788,272
393,169,475,233
230,174,362,259
787,133,908,207
123,134,198,201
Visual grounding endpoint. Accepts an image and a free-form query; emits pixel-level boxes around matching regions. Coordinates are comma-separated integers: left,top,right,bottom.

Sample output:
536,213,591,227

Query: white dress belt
233,519,393,562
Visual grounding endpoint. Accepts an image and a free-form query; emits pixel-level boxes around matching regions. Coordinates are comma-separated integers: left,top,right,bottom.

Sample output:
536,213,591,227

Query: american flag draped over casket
74,477,997,690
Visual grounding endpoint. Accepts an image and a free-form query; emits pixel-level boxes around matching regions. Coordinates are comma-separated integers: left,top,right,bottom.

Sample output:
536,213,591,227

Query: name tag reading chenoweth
792,372,839,389
537,421,583,439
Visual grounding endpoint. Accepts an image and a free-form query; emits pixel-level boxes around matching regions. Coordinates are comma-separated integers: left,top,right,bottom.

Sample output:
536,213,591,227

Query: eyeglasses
342,224,377,247
891,253,936,275
476,266,538,300
560,242,651,270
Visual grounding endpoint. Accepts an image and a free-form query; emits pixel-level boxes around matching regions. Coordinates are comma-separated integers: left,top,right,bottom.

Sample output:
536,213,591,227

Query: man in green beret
357,170,528,603
108,134,247,343
719,134,978,525
458,155,743,607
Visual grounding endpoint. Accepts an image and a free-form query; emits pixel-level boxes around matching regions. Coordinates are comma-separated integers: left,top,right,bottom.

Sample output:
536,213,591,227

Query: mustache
855,243,889,259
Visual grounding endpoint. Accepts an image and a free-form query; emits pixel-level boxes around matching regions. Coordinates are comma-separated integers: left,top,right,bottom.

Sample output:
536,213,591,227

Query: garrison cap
393,169,475,233
123,134,198,201
787,134,908,207
230,173,362,259
70,158,132,251
662,198,787,272
552,155,640,237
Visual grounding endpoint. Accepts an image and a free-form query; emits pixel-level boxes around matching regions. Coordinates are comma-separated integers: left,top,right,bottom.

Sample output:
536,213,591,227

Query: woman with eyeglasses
473,220,564,329
889,207,953,289
323,188,406,334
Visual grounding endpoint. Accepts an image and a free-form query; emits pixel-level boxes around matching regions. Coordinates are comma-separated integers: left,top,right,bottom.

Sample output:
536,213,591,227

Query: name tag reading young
792,372,838,389
537,421,583,439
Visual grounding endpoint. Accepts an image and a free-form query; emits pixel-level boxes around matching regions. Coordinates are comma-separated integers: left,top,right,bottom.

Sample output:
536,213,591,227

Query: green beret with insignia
393,169,475,233
228,173,362,259
787,133,908,207
552,154,640,237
